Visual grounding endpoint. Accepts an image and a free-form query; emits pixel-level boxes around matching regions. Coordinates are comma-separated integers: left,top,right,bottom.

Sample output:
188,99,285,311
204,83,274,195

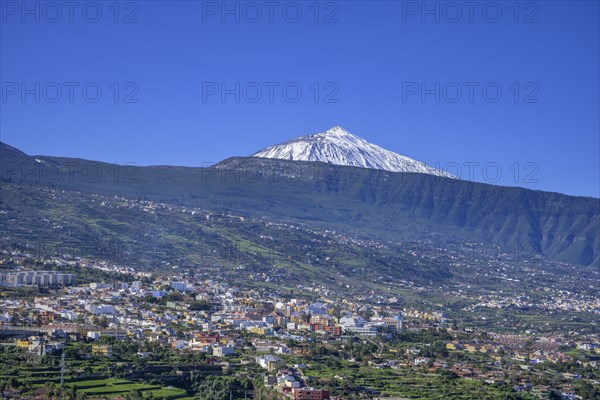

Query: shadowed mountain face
1,141,599,267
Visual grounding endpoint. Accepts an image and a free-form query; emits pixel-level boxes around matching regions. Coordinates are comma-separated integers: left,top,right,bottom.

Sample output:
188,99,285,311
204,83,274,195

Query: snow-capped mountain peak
322,125,350,136
251,126,455,177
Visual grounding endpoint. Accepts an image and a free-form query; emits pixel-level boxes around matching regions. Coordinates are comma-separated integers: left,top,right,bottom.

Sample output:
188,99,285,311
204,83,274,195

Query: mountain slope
1,142,598,267
216,157,599,267
252,126,455,177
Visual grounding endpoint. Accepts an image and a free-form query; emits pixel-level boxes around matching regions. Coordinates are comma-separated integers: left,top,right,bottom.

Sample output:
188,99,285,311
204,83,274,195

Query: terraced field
302,360,529,399
0,359,190,400
73,379,187,398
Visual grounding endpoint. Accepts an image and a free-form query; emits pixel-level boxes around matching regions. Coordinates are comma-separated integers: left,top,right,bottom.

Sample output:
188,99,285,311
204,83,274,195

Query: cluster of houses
0,252,598,400
261,365,331,400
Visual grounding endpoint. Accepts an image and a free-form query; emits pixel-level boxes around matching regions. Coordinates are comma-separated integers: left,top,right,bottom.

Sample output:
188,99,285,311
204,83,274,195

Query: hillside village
0,250,598,399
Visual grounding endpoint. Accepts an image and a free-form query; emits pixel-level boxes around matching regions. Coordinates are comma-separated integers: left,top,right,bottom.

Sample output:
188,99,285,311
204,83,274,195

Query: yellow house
16,339,30,348
92,345,113,357
248,327,269,335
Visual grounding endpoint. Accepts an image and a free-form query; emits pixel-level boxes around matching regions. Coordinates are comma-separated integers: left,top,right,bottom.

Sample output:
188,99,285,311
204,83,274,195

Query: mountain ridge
1,141,598,267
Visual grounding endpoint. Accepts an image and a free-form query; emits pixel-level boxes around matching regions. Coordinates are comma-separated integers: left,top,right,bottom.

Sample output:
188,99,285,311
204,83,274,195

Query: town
0,248,598,400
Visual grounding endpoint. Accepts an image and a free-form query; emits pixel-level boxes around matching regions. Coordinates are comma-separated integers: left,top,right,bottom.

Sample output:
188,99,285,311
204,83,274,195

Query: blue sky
1,1,598,197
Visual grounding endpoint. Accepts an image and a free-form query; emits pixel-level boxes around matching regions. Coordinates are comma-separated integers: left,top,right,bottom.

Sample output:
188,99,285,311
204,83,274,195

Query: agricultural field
0,351,191,400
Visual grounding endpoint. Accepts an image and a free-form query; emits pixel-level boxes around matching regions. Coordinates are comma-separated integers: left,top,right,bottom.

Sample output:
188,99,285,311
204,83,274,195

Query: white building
213,345,234,357
89,282,111,289
345,325,378,337
85,304,115,315
256,355,282,370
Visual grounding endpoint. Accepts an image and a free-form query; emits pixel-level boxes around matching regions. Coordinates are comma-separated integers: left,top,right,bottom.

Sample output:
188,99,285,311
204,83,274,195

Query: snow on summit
252,126,455,177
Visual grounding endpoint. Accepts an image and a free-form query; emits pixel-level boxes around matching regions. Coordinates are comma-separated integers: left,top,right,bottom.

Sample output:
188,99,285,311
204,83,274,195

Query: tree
577,381,600,400
548,391,562,400
193,376,254,400
189,300,211,311
439,369,459,382
128,388,144,400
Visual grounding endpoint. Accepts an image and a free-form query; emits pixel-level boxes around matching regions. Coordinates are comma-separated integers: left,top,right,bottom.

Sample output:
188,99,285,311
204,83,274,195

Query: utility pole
60,350,65,388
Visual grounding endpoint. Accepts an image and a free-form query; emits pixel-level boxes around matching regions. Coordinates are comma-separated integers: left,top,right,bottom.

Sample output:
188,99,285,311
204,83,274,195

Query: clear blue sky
1,1,598,197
